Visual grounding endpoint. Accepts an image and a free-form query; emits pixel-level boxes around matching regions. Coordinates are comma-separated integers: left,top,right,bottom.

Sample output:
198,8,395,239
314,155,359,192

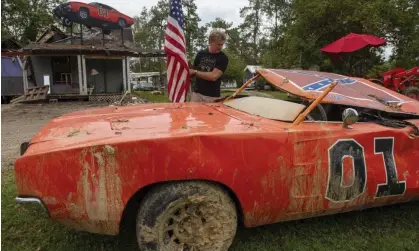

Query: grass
2,168,419,251
134,89,288,103
134,91,170,103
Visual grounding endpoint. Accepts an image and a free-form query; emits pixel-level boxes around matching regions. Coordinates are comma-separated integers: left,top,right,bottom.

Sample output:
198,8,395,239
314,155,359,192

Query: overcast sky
77,0,249,26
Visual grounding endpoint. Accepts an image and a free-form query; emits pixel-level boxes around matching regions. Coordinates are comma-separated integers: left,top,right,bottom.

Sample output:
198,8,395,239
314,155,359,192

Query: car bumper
15,197,50,218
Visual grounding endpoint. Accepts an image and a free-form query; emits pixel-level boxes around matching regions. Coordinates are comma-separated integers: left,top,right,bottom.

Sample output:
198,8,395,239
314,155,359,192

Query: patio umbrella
320,33,387,54
320,33,387,76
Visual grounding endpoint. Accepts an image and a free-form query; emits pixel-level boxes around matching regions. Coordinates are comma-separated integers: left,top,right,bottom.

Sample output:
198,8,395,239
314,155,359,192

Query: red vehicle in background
53,1,134,30
369,66,419,101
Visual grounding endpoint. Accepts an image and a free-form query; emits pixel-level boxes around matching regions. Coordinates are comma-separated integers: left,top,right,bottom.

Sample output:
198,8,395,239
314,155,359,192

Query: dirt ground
1,102,107,170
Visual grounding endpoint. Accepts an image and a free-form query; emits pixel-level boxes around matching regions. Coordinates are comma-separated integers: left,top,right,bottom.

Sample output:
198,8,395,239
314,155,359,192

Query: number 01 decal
374,138,406,198
326,137,406,203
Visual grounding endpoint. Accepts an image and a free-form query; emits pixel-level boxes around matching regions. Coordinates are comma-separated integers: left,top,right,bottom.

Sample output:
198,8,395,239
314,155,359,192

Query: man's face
209,39,225,53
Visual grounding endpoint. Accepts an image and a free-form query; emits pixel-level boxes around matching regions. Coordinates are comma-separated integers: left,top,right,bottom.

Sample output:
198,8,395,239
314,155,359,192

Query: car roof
257,68,419,115
89,2,115,10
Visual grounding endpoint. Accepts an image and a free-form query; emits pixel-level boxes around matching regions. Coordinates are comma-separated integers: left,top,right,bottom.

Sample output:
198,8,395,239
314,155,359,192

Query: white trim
311,90,375,102
82,55,87,95
356,79,403,101
77,55,83,95
122,57,127,92
265,69,304,91
127,57,131,93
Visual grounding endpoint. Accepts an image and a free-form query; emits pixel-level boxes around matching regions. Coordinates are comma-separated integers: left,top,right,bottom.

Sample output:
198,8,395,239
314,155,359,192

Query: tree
240,0,264,63
183,0,202,57
1,0,64,43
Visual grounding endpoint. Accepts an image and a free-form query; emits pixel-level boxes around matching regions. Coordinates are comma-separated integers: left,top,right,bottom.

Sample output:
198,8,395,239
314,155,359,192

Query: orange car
53,1,134,29
14,69,419,250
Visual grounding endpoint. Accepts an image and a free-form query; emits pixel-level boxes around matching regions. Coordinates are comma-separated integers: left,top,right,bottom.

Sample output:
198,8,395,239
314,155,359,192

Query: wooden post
80,24,83,45
224,74,261,102
82,55,87,94
127,57,131,93
292,81,338,126
121,28,124,46
102,29,105,46
122,57,127,92
77,55,83,95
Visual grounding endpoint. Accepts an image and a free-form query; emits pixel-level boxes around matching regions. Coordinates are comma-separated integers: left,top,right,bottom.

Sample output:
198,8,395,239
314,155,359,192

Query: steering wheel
304,103,328,121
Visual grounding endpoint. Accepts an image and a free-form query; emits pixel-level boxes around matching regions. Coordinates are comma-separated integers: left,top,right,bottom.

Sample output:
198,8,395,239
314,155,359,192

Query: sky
78,0,249,26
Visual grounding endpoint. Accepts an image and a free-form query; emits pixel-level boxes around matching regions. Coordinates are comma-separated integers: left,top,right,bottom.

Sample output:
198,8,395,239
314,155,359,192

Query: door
283,120,419,219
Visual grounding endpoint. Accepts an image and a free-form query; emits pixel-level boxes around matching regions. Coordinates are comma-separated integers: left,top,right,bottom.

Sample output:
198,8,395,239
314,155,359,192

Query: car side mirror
342,108,359,129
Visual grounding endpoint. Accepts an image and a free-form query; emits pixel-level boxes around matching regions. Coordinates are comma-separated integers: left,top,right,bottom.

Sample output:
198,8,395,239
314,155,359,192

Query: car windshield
89,2,114,10
223,96,306,122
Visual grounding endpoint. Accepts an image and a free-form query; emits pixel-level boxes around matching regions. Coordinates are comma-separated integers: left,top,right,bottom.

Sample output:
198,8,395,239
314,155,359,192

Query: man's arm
191,68,223,82
190,54,228,81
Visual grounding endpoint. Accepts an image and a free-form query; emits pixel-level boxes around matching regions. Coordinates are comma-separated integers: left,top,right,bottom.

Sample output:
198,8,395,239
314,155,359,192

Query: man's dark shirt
193,49,229,97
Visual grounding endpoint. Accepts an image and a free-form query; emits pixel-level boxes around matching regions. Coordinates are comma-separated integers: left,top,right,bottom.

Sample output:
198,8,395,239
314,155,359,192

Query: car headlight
20,142,30,156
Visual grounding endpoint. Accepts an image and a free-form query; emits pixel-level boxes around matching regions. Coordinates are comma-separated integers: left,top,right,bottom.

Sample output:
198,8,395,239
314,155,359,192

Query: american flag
164,0,190,103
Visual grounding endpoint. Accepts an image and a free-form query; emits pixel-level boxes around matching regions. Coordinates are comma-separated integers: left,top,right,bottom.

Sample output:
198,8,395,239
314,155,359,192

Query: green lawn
2,169,418,251
134,91,170,103
134,90,288,103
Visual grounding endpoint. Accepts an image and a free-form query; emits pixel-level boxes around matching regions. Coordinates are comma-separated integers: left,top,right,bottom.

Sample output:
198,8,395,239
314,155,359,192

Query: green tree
1,0,64,43
183,0,202,57
240,0,264,63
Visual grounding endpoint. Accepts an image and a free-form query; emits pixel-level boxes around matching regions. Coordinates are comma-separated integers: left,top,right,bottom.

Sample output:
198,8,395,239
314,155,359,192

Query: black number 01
326,138,406,202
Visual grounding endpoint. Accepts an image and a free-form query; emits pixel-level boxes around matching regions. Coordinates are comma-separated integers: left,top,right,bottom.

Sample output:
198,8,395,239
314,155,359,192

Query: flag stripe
165,0,190,103
167,16,185,42
169,62,181,101
165,34,186,53
174,69,187,102
166,23,186,46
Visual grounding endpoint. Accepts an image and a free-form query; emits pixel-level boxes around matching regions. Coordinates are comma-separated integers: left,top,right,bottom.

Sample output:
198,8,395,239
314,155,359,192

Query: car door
283,120,419,219
94,3,110,21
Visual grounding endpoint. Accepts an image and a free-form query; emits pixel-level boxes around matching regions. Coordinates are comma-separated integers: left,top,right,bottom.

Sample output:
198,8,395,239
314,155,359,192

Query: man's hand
189,69,197,76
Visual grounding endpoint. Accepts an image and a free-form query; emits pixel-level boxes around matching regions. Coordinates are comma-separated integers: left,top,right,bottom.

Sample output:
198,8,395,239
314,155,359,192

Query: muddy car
14,69,419,251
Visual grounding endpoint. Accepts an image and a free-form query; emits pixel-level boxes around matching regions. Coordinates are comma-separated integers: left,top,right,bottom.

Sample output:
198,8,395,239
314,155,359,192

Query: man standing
189,29,229,102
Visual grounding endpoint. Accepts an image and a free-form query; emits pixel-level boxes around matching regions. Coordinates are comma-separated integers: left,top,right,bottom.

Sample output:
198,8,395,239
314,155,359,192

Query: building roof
19,26,165,58
1,57,22,77
22,43,165,57
244,65,263,74
1,37,23,52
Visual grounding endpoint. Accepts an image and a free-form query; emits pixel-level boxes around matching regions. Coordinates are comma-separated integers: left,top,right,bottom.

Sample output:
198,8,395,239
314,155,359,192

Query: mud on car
15,69,419,250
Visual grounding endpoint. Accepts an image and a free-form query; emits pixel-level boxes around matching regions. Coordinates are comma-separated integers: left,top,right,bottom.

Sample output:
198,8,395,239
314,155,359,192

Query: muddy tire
79,8,89,19
403,86,419,101
118,18,126,28
136,181,238,251
62,18,73,27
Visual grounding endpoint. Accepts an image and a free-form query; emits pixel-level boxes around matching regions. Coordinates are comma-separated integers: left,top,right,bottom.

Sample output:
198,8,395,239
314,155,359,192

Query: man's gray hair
209,29,227,42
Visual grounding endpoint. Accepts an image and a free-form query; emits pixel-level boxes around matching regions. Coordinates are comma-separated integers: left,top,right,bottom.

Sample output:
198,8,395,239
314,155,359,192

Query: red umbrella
320,33,387,54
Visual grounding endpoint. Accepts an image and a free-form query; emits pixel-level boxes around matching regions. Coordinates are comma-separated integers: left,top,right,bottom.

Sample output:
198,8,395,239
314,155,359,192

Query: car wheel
403,86,419,101
136,181,238,251
79,8,89,19
62,18,73,27
118,18,126,28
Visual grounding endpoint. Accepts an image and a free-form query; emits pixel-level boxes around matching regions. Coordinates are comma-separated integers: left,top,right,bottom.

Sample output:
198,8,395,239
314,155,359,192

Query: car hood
258,68,419,115
25,102,260,155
